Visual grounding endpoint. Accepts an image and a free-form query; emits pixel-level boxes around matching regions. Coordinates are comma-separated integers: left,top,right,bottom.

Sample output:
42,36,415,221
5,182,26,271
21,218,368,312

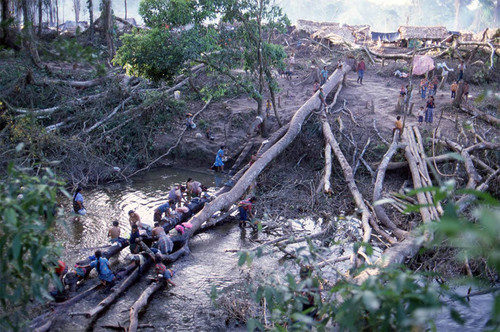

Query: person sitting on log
108,220,128,247
238,197,257,228
154,255,176,287
80,250,115,286
152,222,173,255
130,224,142,254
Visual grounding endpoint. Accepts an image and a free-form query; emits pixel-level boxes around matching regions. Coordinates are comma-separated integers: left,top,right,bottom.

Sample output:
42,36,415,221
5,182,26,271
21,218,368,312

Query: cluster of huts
296,19,498,48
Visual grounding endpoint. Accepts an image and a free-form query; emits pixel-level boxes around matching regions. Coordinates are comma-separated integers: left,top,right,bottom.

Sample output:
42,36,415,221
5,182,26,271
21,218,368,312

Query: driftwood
128,281,165,332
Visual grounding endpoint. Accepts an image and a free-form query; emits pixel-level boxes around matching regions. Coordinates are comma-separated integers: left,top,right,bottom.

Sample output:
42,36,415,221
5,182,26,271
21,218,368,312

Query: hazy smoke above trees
57,0,497,32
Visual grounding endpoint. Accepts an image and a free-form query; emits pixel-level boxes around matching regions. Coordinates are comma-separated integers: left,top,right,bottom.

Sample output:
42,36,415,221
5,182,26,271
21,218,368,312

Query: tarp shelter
371,31,400,43
413,55,435,76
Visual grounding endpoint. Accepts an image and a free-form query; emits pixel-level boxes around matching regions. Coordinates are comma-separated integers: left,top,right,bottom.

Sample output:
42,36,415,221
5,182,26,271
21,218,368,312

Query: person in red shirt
357,58,365,84
238,197,257,228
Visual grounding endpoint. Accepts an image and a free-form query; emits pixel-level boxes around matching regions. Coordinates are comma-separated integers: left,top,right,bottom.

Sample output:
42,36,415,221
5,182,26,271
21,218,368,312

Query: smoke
275,0,496,32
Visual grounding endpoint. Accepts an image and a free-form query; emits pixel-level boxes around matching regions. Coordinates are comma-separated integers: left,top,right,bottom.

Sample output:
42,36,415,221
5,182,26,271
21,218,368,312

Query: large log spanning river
53,167,494,331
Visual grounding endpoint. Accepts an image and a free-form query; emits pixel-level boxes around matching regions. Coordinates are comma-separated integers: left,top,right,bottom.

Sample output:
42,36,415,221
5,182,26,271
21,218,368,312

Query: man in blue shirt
154,201,171,222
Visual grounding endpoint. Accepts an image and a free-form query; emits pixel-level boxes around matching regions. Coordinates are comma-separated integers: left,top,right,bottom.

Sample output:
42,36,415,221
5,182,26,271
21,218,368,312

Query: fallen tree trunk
372,133,408,240
186,65,351,236
459,105,500,128
83,96,133,135
128,281,165,332
320,110,372,264
83,257,153,319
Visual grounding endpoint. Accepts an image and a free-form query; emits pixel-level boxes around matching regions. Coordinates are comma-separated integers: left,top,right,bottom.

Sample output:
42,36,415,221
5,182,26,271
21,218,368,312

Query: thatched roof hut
398,26,448,40
297,20,340,35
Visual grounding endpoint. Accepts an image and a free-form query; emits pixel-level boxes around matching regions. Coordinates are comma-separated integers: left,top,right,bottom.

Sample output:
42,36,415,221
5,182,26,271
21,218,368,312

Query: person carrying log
238,197,257,228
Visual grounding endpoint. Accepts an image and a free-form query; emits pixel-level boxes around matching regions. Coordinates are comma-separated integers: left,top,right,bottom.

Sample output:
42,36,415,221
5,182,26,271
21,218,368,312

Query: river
54,167,495,331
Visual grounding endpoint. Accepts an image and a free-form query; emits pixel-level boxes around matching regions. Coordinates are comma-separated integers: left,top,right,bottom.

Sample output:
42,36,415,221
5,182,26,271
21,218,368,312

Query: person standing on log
213,145,225,173
72,187,86,220
81,250,115,286
393,116,403,136
425,96,435,125
238,197,257,228
320,66,328,85
356,58,365,84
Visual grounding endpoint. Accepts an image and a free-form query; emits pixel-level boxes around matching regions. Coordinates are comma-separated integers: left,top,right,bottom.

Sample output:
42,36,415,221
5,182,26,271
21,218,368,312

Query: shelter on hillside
371,31,400,43
398,26,448,47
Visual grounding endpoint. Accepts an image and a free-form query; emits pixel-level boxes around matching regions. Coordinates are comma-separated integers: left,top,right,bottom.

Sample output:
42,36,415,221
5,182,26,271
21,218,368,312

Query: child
451,81,458,99
185,113,195,129
155,256,176,286
130,224,141,254
265,99,272,116
417,106,425,125
312,81,320,95
392,116,403,136
318,87,327,108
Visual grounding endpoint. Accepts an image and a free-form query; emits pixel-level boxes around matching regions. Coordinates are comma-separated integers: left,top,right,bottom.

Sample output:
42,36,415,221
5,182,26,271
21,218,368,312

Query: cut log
320,110,372,264
186,65,352,235
372,134,408,241
323,143,333,194
128,281,165,332
84,257,153,319
459,105,500,128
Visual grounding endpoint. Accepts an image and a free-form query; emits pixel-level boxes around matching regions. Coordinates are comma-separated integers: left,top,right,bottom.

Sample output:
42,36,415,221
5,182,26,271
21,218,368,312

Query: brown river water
52,167,494,331
54,167,277,331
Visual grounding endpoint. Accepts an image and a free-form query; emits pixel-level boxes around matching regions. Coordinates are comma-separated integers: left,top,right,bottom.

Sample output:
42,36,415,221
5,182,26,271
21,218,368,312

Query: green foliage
114,26,214,82
0,161,66,329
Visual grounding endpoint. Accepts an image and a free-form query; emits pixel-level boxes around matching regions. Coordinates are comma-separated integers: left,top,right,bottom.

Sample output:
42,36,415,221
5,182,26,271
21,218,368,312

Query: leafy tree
0,158,66,330
115,0,290,132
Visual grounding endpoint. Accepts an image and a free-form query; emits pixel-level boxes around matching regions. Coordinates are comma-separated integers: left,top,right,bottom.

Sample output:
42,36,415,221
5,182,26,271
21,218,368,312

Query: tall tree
87,0,93,40
73,0,80,23
1,0,20,49
22,0,41,65
37,0,42,36
102,0,114,60
117,0,289,136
